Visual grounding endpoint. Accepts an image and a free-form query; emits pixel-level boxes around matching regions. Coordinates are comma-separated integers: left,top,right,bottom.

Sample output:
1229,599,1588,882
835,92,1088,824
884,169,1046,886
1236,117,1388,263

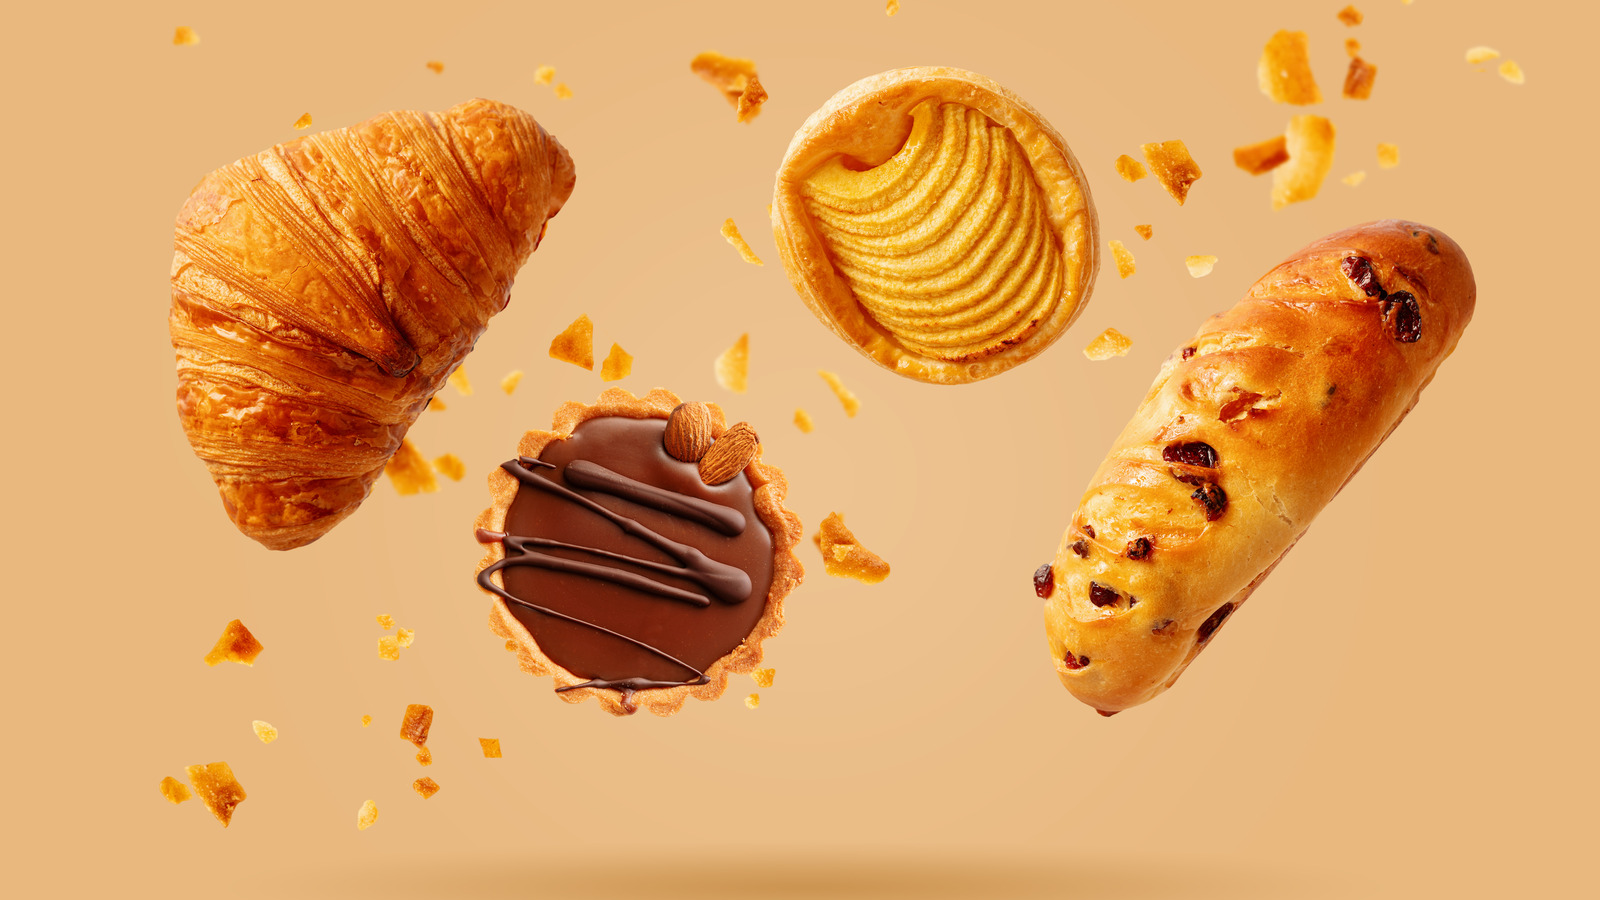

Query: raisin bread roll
1041,220,1475,713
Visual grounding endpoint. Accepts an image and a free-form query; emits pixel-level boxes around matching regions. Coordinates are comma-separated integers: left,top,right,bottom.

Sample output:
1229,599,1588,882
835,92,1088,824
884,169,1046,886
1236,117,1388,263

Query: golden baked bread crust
1043,220,1475,713
473,388,804,717
171,98,575,550
772,67,1098,384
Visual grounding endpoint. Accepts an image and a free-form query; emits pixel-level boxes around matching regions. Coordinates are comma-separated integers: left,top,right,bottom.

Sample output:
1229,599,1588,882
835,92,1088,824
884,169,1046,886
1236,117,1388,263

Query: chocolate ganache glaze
477,417,775,704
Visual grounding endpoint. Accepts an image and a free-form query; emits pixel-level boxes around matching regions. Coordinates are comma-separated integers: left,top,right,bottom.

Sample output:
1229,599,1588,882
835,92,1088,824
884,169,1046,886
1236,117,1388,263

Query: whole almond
664,402,714,462
698,422,759,485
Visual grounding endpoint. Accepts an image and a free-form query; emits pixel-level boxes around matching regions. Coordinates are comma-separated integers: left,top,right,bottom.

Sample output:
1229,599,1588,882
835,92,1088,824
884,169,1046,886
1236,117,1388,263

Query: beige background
4,1,1596,897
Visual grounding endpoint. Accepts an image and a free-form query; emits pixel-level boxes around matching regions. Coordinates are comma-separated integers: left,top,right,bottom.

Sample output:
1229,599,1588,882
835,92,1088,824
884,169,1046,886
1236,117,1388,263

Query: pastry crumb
361,715,372,728
1113,154,1147,183
357,800,379,831
1377,141,1400,168
691,51,766,121
1346,38,1362,57
815,512,891,584
433,454,466,482
400,704,433,747
793,408,814,433
554,83,573,100
752,668,776,688
386,438,439,495
715,333,749,393
736,75,768,123
721,218,763,265
1498,60,1525,85
204,619,264,667
413,777,440,799
1133,224,1153,240
1337,5,1362,26
818,370,860,418
159,776,192,805
1272,115,1337,209
425,60,444,74
1185,255,1219,278
376,614,395,631
887,0,900,14
549,314,595,370
1343,57,1378,99
1342,170,1367,186
173,26,200,46
252,720,278,744
1259,30,1321,105
1109,240,1135,279
1142,140,1203,205
396,627,415,649
447,365,473,396
1084,328,1133,361
378,635,401,660
1233,135,1289,175
186,762,246,827
500,370,524,394
416,746,433,766
534,65,555,84
292,113,313,130
479,738,502,758
745,693,761,709
1465,46,1499,65
600,343,633,382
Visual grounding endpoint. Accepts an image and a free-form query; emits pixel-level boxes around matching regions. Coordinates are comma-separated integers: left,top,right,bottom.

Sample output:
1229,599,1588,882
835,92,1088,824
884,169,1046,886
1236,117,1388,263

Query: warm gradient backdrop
4,1,1594,898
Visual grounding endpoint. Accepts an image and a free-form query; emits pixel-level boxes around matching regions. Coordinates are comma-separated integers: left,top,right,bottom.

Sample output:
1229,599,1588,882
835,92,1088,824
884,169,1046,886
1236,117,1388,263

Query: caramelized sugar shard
357,799,379,831
378,635,401,660
500,370,524,394
691,51,760,113
252,720,278,744
736,75,768,123
721,218,764,265
534,65,556,85
1108,240,1135,279
447,364,473,396
1465,46,1500,65
173,26,200,46
399,704,434,747
1084,328,1133,361
416,746,433,766
413,777,441,799
1133,224,1153,240
1498,60,1525,85
1259,30,1321,104
479,738,502,758
425,60,444,74
1337,5,1363,26
745,693,761,709
1186,255,1218,278
600,343,633,382
1233,135,1289,175
1271,115,1336,210
554,83,574,100
549,314,595,370
752,668,776,688
1114,154,1147,182
1342,170,1367,186
396,627,415,649
159,775,192,804
433,454,466,482
815,512,891,584
204,619,264,667
386,439,439,495
1377,141,1400,168
1141,141,1203,205
1343,57,1378,99
793,408,814,433
376,614,395,631
715,333,750,393
185,762,246,827
292,113,313,131
818,370,860,417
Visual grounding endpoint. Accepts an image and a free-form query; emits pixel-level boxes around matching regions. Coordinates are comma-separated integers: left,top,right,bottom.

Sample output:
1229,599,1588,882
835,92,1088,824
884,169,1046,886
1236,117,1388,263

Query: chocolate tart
473,389,803,716
772,67,1099,385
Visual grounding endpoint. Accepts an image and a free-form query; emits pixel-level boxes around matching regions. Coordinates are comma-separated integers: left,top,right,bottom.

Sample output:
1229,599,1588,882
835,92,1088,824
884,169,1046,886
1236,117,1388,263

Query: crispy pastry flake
378,635,401,660
1084,328,1133,361
447,365,473,396
413,777,441,799
1346,38,1362,57
479,738,502,758
204,619,263,667
1186,255,1218,278
416,746,433,766
818,370,860,417
1134,224,1153,240
425,61,444,74
385,439,439,495
1342,170,1367,186
428,397,446,412
397,627,415,649
361,715,372,728
186,762,246,827
173,26,199,46
1109,240,1135,279
1259,30,1321,105
1141,141,1203,204
399,704,433,747
534,65,555,85
357,800,378,831
292,113,313,130
159,776,192,804
1377,141,1400,168
376,614,395,630
691,51,767,121
433,454,466,482
793,408,814,433
1337,5,1363,26
1465,46,1500,65
752,668,776,688
549,314,595,370
1343,57,1378,99
600,343,633,382
1233,135,1289,175
251,720,278,744
715,333,750,393
815,512,891,584
745,693,761,709
554,83,573,100
501,370,524,394
1114,154,1147,182
1271,115,1337,209
1499,61,1525,84
721,218,763,265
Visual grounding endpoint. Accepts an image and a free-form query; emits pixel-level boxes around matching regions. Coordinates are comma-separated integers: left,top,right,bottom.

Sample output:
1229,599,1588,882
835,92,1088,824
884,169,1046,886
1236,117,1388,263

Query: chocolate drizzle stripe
498,537,713,607
504,458,752,604
563,459,746,536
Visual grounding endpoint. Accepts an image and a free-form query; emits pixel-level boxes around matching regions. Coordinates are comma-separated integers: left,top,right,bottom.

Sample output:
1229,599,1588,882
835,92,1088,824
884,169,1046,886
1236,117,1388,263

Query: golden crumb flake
1108,240,1135,279
1377,141,1400,168
534,65,556,85
752,668,776,688
1141,141,1203,205
1186,255,1219,278
1337,5,1363,26
715,333,750,393
428,396,446,412
396,627,415,649
815,512,891,584
554,83,573,100
378,635,401,660
357,800,379,831
376,614,395,630
425,60,444,74
174,27,200,46
549,314,595,370
1271,115,1337,210
691,51,766,121
1259,30,1322,105
818,370,860,417
1233,135,1289,175
159,776,192,805
745,693,761,709
433,454,466,482
1343,57,1378,99
1499,60,1525,84
416,746,433,766
1342,170,1367,186
721,218,764,265
1114,154,1147,183
1346,38,1362,57
500,370,524,394
386,439,439,495
793,408,814,433
479,738,502,758
447,365,472,396
361,715,373,727
400,704,433,747
1133,224,1153,241
1084,328,1133,361
413,777,441,799
186,762,246,827
736,75,768,123
292,113,313,130
204,619,264,667
1465,46,1500,65
600,343,634,382
887,0,900,14
252,720,279,743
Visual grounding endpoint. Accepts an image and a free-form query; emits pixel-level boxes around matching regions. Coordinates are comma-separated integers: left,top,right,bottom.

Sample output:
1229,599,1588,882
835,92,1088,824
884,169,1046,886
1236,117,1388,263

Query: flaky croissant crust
171,98,575,550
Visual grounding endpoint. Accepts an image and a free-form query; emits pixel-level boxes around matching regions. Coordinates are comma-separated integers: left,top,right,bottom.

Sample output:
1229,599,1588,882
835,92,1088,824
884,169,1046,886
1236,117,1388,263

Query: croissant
170,98,575,550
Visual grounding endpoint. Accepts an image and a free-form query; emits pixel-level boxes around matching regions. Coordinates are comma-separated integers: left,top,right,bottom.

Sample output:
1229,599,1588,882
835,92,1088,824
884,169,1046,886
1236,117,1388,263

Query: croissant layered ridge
171,98,576,550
